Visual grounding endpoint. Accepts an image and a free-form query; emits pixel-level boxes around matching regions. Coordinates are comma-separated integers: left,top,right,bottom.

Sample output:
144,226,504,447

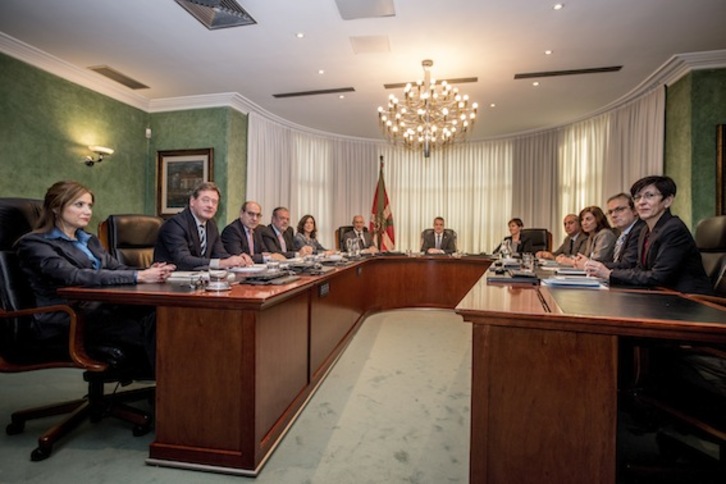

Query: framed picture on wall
717,125,726,215
157,148,214,216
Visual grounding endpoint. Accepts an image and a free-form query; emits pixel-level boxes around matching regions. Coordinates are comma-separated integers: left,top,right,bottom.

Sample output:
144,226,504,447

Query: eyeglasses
245,211,261,218
633,191,662,202
198,196,219,205
607,206,629,216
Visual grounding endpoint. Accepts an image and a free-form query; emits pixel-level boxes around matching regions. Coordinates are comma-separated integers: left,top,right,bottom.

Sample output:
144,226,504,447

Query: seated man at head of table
421,216,457,255
260,206,313,259
153,181,251,271
221,200,285,263
535,213,587,262
342,214,379,254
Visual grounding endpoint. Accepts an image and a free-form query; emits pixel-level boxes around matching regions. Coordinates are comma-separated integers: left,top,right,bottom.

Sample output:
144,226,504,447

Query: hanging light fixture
377,60,478,158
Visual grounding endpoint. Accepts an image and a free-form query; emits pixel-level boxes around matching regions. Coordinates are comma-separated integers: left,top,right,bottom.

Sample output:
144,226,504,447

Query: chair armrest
1,304,107,372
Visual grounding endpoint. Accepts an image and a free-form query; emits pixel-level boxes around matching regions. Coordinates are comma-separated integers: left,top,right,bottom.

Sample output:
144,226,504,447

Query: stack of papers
555,268,587,276
541,276,604,288
229,265,267,274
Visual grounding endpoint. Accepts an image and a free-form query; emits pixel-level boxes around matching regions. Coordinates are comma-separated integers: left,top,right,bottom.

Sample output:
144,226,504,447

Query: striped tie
199,224,207,255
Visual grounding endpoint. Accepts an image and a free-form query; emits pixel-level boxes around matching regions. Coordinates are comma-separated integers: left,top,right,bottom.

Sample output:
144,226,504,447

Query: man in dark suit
221,200,284,263
154,182,250,271
585,176,712,294
342,215,378,254
261,207,312,258
536,214,587,261
421,217,457,254
602,192,645,268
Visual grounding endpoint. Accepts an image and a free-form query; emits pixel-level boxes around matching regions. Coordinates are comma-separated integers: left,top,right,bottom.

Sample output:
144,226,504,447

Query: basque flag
370,156,395,251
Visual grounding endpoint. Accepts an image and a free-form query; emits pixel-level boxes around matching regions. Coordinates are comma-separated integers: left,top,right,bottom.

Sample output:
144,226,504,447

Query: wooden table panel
472,324,617,484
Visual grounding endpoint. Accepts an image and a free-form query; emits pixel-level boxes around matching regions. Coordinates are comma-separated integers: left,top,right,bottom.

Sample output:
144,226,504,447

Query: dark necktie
613,232,626,261
569,238,574,255
358,232,365,247
199,224,207,255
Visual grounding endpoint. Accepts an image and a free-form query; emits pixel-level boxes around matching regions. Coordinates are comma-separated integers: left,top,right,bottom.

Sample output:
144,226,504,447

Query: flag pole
376,155,384,248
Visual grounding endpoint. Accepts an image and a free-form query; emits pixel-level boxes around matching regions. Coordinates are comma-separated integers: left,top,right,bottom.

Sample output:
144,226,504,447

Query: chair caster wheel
133,424,151,437
6,422,24,435
31,446,51,461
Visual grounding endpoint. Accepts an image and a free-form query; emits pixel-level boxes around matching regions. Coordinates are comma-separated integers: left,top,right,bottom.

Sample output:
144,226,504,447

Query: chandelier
377,60,478,158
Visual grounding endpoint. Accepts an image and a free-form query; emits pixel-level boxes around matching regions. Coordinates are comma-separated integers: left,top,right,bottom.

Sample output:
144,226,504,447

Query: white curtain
246,88,664,254
247,113,377,249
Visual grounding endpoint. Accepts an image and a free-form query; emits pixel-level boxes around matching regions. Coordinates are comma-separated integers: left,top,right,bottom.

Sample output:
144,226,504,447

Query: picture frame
717,125,726,215
157,148,214,216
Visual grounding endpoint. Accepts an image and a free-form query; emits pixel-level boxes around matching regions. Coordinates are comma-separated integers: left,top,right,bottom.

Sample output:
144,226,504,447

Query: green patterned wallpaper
0,52,248,233
148,107,248,225
665,69,726,229
0,54,149,232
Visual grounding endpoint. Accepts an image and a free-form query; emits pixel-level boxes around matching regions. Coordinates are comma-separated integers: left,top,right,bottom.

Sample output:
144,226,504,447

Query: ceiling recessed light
553,3,564,10
296,32,304,38
339,94,345,99
533,81,540,87
545,50,553,55
490,103,496,108
318,69,325,75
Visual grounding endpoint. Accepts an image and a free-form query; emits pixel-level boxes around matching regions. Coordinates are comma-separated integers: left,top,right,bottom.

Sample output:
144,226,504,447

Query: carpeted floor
0,309,471,484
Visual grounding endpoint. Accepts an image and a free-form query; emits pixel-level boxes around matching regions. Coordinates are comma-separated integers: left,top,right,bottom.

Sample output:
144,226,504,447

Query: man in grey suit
421,217,457,254
343,215,378,254
536,213,587,261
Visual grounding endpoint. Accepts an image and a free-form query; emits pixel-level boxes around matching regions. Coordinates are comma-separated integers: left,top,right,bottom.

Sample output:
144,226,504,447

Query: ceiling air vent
175,0,256,30
514,66,622,79
87,65,149,90
273,87,355,99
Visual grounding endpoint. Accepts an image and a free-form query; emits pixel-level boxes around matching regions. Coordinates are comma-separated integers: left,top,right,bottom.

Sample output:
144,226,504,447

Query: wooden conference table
455,276,726,484
59,255,489,476
59,256,726,482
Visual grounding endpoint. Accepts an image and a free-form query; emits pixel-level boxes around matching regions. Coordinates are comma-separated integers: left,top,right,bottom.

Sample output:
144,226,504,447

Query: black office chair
521,228,551,253
336,225,368,251
0,198,154,461
98,214,163,268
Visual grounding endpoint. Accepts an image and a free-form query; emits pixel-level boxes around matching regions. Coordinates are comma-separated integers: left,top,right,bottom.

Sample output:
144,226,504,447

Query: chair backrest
0,198,43,355
101,214,163,269
521,228,551,253
695,215,726,293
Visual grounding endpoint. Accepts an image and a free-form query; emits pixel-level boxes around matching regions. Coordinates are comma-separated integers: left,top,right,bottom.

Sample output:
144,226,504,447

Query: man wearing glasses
222,201,285,263
602,192,645,267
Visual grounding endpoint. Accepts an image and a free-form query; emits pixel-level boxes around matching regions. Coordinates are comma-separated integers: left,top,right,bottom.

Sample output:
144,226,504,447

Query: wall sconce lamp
85,146,114,167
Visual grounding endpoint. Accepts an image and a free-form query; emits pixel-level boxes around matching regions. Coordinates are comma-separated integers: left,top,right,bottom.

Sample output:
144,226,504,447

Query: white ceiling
1,0,726,141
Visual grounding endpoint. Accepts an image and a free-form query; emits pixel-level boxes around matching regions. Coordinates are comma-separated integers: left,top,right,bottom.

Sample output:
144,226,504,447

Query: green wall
665,69,726,229
0,52,248,232
0,54,149,231
149,107,248,225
